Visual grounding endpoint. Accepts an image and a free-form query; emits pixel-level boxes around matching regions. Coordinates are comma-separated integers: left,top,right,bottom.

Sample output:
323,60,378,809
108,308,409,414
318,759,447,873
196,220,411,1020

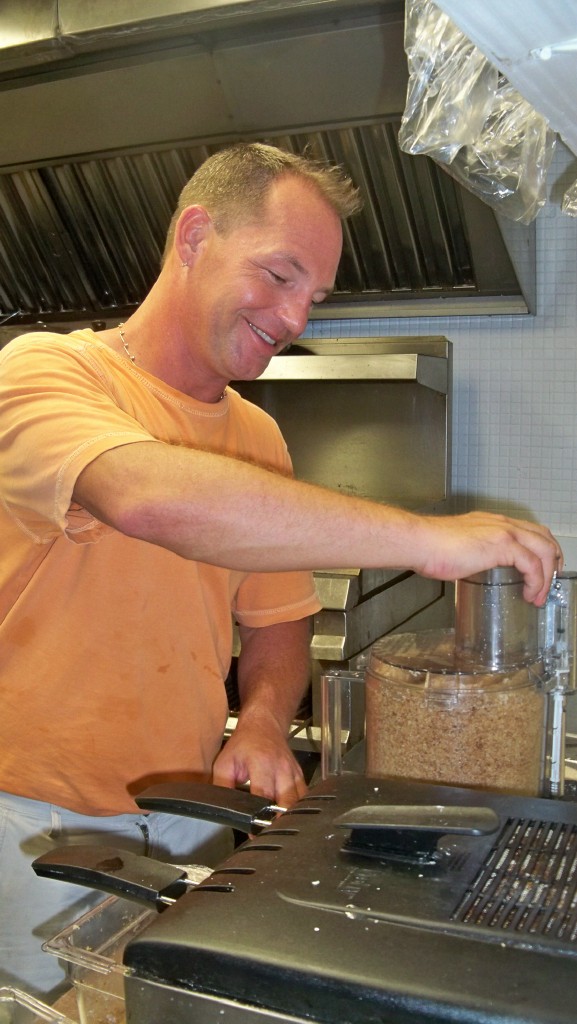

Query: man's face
179,175,343,398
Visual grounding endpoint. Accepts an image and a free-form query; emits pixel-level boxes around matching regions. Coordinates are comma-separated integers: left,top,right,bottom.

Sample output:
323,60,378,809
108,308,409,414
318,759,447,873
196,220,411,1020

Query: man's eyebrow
272,251,307,275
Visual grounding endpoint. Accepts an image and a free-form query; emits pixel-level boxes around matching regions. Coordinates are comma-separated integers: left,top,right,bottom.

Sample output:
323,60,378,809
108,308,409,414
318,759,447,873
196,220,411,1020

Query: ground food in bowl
365,630,545,796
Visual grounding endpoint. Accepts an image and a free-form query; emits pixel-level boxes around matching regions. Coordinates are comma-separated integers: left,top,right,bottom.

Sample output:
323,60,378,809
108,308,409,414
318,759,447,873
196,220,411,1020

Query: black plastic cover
135,781,278,832
32,844,188,906
124,775,577,1024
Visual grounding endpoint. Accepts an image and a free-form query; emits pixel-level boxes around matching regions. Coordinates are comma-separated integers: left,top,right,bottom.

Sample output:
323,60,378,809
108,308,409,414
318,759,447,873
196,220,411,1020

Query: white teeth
249,322,276,347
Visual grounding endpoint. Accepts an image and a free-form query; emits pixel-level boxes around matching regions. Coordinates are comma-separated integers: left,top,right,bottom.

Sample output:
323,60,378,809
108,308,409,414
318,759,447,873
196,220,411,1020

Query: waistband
0,788,136,827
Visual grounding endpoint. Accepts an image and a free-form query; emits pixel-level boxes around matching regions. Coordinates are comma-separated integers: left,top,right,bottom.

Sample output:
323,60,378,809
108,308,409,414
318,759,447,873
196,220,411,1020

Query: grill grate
452,817,577,943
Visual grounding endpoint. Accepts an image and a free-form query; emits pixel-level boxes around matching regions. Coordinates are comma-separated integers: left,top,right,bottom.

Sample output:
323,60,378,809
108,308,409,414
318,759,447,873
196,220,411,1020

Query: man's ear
175,205,212,265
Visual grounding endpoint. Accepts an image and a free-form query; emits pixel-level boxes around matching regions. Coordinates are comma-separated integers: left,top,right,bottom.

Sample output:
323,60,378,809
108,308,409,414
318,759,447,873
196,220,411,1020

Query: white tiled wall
305,144,577,567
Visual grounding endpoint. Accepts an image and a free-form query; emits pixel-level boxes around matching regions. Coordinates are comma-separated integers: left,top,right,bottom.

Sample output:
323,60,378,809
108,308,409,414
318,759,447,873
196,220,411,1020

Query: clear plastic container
0,988,75,1024
42,896,154,1024
43,863,211,1024
365,629,546,796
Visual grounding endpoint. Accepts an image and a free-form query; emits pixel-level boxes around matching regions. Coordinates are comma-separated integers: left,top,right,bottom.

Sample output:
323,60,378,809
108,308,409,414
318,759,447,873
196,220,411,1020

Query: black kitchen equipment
33,845,202,909
135,781,285,835
32,787,285,913
116,775,577,1024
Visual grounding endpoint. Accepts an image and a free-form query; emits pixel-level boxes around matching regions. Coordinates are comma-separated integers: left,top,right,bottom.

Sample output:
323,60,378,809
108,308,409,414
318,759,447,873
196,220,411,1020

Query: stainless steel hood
0,0,536,330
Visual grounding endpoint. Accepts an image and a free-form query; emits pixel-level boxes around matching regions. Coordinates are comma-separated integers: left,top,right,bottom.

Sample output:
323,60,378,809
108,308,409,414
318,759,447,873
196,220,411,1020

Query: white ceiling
434,0,577,158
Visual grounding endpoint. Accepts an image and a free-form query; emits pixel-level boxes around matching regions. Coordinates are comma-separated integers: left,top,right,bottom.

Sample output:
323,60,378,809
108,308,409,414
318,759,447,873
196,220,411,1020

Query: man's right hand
410,511,562,606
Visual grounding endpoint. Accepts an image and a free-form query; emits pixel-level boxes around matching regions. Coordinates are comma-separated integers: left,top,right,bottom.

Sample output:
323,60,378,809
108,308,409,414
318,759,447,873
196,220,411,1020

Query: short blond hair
162,142,361,263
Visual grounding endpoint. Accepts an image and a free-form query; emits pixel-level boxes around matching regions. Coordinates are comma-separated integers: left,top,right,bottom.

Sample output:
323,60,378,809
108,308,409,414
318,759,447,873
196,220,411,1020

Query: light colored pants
0,789,232,1001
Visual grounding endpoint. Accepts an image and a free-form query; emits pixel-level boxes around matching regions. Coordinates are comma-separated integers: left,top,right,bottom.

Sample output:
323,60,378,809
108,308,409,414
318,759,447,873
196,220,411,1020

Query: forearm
235,619,311,734
74,441,417,571
74,440,562,604
212,619,312,803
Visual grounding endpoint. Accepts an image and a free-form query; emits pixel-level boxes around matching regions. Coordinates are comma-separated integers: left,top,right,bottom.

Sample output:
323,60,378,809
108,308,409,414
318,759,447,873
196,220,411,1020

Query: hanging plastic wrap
562,177,577,217
444,79,556,224
398,0,498,163
399,0,556,224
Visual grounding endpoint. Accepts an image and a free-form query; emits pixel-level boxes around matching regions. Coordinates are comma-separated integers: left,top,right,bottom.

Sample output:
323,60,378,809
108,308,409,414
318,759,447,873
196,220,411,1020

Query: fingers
516,550,555,606
212,734,306,806
501,519,563,606
268,766,308,808
418,512,563,608
248,756,307,807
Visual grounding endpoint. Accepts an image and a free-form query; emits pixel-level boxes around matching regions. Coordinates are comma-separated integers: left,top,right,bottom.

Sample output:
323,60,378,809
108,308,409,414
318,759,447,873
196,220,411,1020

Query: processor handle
335,803,500,860
32,845,191,908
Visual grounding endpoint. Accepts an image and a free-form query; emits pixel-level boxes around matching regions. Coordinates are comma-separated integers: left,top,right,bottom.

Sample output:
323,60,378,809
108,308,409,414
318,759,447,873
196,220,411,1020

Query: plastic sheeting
398,0,557,224
562,178,577,217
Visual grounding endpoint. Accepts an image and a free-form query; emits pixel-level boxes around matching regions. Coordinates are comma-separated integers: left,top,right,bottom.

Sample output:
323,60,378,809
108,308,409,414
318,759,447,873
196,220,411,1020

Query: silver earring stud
181,261,189,268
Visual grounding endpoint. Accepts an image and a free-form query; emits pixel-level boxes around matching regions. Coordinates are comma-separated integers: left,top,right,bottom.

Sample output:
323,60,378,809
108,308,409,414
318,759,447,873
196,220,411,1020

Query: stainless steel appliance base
126,976,310,1024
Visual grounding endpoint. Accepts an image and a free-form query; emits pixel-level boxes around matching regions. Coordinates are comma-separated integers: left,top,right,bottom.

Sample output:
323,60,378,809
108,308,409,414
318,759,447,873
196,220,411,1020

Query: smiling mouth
248,321,278,348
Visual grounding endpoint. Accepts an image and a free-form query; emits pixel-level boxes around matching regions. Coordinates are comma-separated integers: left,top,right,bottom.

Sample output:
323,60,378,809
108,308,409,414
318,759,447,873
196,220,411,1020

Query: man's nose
278,295,312,338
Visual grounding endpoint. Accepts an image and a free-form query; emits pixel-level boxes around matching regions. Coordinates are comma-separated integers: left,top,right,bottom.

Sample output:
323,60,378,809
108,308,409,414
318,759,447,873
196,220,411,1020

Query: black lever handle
335,804,500,861
32,845,190,907
135,782,284,833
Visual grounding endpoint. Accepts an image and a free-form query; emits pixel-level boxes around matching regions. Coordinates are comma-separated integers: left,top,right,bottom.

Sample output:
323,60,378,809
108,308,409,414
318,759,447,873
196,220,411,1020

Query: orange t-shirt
0,330,320,814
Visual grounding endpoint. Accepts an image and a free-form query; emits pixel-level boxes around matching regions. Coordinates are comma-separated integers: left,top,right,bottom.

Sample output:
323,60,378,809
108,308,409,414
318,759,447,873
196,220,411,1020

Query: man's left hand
212,715,308,808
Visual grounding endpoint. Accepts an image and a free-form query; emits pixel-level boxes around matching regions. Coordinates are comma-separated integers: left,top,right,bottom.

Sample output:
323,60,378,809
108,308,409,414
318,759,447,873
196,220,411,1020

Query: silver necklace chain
117,322,227,401
118,323,135,363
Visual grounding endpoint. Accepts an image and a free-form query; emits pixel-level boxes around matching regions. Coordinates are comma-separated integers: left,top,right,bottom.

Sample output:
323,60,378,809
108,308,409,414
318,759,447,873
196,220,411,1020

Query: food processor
324,569,577,798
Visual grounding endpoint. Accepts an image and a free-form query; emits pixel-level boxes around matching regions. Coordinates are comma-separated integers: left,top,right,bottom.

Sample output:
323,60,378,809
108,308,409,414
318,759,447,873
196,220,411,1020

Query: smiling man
153,173,343,394
0,142,562,997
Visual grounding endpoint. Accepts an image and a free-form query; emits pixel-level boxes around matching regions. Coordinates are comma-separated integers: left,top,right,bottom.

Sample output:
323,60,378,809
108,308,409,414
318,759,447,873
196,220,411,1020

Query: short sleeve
232,568,321,628
0,334,155,542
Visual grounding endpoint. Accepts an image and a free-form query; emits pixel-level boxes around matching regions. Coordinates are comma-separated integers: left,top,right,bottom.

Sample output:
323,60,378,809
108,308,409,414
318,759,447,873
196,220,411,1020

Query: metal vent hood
0,0,536,331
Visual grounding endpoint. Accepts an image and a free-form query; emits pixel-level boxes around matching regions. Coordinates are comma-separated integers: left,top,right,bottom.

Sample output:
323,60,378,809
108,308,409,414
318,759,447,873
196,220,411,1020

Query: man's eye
268,269,287,284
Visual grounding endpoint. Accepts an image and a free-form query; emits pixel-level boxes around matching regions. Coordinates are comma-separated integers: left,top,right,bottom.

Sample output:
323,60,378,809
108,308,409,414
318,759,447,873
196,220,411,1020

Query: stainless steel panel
125,974,311,1023
249,352,447,391
235,378,449,507
312,572,360,612
311,574,443,661
227,338,451,753
0,6,404,167
313,568,419,611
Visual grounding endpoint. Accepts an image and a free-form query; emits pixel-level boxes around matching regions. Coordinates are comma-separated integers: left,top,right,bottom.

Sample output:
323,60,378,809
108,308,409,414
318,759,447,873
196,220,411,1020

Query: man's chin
238,355,277,381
